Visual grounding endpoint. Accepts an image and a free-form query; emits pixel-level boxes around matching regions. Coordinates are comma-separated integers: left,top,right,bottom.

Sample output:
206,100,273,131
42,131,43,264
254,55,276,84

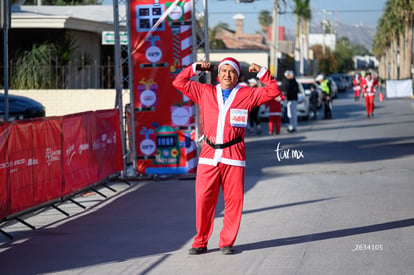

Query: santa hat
315,74,324,82
218,57,241,76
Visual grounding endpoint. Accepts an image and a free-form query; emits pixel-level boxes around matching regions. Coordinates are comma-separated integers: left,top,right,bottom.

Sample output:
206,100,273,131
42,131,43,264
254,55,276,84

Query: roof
215,27,269,50
11,5,121,33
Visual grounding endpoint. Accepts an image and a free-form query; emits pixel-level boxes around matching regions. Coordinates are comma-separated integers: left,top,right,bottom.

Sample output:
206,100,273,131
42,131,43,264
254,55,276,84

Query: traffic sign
102,31,128,45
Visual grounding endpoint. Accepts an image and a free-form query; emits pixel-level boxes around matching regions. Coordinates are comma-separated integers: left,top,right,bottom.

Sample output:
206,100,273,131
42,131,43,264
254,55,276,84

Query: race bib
230,109,248,127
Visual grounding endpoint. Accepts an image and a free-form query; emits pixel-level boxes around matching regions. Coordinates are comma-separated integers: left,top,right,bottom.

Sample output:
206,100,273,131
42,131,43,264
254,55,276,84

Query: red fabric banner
7,121,35,214
32,118,63,205
0,123,11,218
95,109,123,180
62,112,97,195
0,110,122,220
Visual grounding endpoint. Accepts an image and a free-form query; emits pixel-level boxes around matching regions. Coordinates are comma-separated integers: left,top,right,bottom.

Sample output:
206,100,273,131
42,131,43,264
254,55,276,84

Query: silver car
259,81,309,121
296,77,323,108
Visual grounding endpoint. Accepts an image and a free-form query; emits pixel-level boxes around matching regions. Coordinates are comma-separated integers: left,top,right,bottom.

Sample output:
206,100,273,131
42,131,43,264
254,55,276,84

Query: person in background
360,71,366,98
238,75,249,87
266,94,284,135
353,73,362,101
172,57,280,255
315,74,332,119
248,78,262,135
281,70,299,133
309,84,319,120
361,72,378,118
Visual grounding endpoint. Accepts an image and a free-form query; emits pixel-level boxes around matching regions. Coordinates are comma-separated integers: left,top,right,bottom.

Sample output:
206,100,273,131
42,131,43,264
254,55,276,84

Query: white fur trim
218,60,240,76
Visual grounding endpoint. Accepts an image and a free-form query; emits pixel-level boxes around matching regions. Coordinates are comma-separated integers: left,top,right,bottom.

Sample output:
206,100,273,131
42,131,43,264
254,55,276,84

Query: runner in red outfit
361,72,378,118
173,57,280,255
266,95,284,135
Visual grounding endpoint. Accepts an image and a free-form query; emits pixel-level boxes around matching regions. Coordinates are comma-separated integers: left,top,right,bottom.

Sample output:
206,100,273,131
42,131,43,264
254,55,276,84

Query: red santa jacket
353,76,362,91
172,64,281,167
361,77,378,96
265,96,283,116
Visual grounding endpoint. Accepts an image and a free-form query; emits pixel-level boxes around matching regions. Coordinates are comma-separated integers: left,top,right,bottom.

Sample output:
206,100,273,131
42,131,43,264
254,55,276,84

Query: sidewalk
1,92,413,275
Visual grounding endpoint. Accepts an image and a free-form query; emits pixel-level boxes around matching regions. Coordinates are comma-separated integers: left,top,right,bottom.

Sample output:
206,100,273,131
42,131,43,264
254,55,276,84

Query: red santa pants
268,115,281,134
192,163,244,248
354,87,360,98
365,94,375,115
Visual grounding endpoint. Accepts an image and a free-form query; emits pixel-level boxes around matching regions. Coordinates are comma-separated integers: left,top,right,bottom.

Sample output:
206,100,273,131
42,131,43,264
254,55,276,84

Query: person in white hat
315,74,332,119
282,70,299,133
173,57,281,255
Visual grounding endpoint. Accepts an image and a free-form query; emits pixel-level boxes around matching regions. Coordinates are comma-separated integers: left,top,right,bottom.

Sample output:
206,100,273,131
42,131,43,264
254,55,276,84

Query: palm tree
209,23,228,50
373,0,414,80
258,10,272,40
292,0,311,75
396,0,413,79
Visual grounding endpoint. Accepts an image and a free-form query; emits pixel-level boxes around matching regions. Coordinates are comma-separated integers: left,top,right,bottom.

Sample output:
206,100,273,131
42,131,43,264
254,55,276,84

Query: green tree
311,44,336,75
351,44,371,56
258,10,272,36
209,23,228,50
373,0,414,80
334,37,354,72
292,0,311,75
11,37,76,89
11,43,58,89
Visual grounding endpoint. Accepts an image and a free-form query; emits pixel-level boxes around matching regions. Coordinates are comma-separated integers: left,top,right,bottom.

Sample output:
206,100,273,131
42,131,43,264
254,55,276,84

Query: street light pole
270,0,279,78
2,0,10,122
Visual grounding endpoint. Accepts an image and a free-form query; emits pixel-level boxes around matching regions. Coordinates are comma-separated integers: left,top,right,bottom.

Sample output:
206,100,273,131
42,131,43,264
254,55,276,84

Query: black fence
1,56,130,89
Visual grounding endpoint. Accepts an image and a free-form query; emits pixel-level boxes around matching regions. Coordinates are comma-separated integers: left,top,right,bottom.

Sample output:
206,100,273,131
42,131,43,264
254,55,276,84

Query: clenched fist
248,63,262,73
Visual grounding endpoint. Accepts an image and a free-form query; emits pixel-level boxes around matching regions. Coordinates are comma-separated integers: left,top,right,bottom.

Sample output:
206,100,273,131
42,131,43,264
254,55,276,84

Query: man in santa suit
361,72,378,118
266,94,284,135
172,57,280,255
353,73,362,101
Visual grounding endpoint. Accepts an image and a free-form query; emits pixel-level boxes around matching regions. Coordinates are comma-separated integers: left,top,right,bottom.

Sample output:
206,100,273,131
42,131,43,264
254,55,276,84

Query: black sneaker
221,246,235,255
188,247,207,255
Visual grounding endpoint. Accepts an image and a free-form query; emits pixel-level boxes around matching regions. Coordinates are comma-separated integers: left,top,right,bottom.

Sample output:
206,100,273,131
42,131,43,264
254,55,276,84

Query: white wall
308,33,336,51
198,51,269,68
10,89,130,117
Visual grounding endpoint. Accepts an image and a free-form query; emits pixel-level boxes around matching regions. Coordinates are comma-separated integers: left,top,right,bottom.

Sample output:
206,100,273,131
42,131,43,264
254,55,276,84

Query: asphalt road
1,91,413,275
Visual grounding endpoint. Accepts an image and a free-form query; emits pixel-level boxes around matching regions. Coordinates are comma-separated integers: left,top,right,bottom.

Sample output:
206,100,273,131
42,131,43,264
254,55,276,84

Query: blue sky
205,0,387,33
103,0,387,33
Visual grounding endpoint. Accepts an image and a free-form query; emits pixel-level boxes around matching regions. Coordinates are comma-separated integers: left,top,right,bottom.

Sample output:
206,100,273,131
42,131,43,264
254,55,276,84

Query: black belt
204,136,243,149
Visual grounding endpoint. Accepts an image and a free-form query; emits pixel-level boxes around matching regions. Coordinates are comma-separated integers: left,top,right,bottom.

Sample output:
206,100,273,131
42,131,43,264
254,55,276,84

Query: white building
353,55,379,70
308,33,336,51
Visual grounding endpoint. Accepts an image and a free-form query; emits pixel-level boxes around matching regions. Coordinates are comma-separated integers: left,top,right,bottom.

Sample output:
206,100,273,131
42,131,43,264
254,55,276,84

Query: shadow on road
237,217,414,252
0,92,412,274
245,135,414,169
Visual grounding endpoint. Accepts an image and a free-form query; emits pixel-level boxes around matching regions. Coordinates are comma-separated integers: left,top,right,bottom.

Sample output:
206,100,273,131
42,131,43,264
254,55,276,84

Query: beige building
10,5,119,88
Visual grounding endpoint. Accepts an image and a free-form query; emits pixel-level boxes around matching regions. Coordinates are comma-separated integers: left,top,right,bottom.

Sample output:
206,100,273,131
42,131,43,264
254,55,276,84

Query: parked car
0,93,46,122
296,76,323,108
342,74,353,90
329,74,348,92
326,77,338,99
259,81,309,121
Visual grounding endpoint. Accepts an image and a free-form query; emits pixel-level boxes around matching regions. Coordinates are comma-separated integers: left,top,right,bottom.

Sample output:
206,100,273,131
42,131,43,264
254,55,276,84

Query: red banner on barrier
63,112,97,195
32,118,63,205
95,109,123,180
7,121,35,214
0,110,122,220
0,123,10,218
